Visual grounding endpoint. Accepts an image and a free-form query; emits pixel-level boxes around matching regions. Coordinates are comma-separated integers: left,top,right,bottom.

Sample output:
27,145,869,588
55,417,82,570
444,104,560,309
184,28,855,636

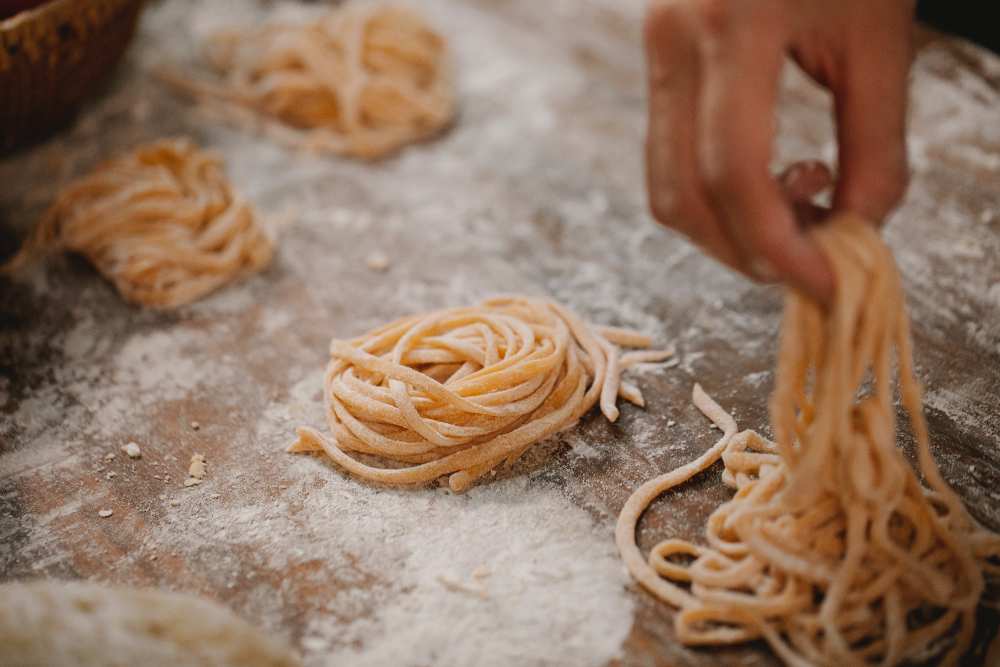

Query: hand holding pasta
617,216,1000,666
643,1,914,302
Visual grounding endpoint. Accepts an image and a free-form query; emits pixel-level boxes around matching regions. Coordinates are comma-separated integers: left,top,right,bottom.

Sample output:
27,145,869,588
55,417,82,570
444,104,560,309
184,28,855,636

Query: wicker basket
0,0,144,153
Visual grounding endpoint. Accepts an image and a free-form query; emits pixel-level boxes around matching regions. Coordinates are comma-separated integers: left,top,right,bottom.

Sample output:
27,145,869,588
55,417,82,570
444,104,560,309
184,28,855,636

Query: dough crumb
366,251,390,272
104,452,115,462
190,421,201,431
122,442,141,458
301,636,328,652
184,453,207,487
667,420,676,427
98,509,113,518
188,453,207,479
437,575,488,599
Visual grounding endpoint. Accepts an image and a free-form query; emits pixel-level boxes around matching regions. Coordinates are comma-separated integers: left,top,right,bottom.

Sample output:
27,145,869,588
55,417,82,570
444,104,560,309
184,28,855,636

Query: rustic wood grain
1,2,998,665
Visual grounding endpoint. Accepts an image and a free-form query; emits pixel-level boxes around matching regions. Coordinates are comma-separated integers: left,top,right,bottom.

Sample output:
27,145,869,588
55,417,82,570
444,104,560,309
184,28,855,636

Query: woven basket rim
0,0,138,36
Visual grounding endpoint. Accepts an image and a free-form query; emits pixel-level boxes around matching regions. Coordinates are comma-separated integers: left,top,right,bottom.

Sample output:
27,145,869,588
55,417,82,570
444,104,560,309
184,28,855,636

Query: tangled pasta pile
290,296,672,492
164,4,455,160
2,138,273,309
616,217,1000,665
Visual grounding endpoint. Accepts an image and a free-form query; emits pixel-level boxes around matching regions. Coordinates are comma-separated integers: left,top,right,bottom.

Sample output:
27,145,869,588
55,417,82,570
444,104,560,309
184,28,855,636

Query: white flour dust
155,475,636,667
131,372,636,667
296,478,633,667
3,1,999,666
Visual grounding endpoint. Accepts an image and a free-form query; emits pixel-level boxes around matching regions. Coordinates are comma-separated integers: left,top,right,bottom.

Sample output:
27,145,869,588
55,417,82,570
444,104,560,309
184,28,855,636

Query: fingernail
749,257,778,282
781,164,805,186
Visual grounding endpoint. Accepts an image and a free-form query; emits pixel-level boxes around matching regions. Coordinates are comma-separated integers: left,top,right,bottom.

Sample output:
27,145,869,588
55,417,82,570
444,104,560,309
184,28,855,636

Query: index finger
694,2,834,302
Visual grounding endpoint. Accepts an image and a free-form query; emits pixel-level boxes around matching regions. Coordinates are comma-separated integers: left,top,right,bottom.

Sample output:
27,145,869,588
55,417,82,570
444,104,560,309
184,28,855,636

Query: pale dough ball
0,580,301,667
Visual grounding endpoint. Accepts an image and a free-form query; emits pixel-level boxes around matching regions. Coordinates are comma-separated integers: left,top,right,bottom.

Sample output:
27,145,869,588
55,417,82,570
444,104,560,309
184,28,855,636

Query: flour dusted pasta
291,296,672,492
2,138,273,309
617,217,1000,666
162,4,455,160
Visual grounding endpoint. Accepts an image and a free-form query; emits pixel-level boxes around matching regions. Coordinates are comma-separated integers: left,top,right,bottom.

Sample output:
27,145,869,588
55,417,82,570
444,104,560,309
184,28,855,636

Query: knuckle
700,154,742,200
648,189,684,225
647,183,703,232
694,0,735,38
644,1,686,44
749,228,787,264
841,145,910,221
748,257,779,282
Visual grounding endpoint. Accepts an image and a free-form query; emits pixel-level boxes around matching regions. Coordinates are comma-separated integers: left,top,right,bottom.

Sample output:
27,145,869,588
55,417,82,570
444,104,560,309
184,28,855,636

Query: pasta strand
290,296,670,492
1,138,273,309
616,216,1000,666
160,4,455,160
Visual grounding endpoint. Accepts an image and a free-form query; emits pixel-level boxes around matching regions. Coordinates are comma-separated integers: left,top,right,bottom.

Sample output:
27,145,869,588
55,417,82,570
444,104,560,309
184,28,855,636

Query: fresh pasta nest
291,296,672,492
2,138,273,309
165,4,455,160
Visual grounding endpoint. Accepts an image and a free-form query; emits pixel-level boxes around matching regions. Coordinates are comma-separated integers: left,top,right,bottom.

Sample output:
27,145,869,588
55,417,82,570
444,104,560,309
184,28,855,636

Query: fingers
642,0,913,306
831,8,913,223
694,2,834,301
780,160,832,227
780,160,833,202
643,1,837,302
643,2,743,272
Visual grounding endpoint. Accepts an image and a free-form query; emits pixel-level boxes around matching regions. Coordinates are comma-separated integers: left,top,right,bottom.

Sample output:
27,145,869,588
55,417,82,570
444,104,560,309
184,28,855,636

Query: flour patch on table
149,468,633,667
309,480,634,667
239,371,634,666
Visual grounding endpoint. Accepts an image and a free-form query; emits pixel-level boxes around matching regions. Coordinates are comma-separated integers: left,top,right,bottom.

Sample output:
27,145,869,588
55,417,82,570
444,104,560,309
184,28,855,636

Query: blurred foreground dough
0,580,301,667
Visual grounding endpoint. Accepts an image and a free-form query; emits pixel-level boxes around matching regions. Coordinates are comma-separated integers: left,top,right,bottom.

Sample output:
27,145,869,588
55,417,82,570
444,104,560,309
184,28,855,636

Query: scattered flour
1,2,998,666
286,476,633,667
126,370,635,667
742,371,771,389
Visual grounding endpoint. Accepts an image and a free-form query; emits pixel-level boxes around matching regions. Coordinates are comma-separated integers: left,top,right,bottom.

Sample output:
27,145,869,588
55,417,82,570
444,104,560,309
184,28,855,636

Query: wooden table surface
2,1,998,665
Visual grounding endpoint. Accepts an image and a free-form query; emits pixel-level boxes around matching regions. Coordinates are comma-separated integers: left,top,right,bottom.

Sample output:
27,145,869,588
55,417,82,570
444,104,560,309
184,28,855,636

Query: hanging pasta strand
616,216,1000,666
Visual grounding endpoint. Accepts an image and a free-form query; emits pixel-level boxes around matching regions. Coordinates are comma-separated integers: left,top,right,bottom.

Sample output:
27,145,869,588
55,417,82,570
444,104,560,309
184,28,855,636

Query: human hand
643,0,914,303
